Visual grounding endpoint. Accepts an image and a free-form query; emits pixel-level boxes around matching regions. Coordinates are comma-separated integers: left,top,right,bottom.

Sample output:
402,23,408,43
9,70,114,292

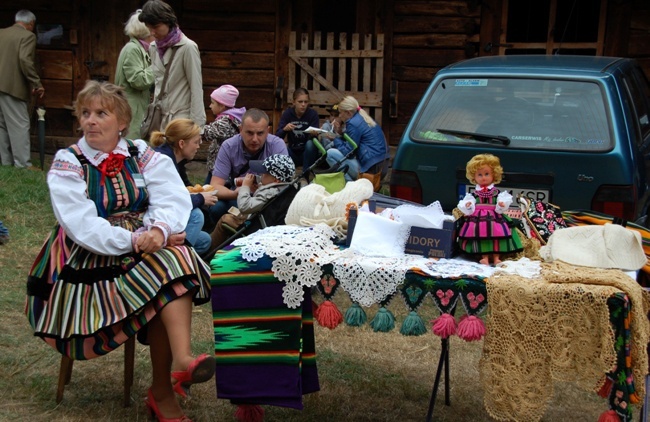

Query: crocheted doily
332,251,431,307
416,257,541,280
233,224,341,308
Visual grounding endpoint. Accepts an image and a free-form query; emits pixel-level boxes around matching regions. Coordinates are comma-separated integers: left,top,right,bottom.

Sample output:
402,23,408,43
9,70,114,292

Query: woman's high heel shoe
171,353,216,398
145,388,192,422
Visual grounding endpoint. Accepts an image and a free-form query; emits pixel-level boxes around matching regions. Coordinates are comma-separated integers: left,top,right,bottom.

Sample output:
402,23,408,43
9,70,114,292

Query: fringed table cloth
209,224,648,421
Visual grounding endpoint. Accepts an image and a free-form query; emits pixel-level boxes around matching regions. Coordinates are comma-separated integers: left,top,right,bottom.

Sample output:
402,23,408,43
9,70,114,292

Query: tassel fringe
431,313,456,339
456,315,486,342
597,410,620,422
344,302,367,326
315,300,343,329
399,311,427,336
370,307,395,332
235,404,265,422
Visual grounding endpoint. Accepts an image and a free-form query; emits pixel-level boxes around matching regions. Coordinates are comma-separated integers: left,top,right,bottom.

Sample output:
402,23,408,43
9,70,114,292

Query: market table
209,225,648,422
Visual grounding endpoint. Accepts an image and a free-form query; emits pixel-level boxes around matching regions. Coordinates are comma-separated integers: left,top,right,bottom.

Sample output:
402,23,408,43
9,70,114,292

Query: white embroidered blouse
47,137,191,255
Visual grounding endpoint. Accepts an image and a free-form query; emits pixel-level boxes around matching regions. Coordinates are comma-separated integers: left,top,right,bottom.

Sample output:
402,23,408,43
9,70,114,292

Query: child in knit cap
203,84,246,183
208,154,296,251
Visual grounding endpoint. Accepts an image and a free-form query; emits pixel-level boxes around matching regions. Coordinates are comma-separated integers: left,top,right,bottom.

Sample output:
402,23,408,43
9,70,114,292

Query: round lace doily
233,224,341,308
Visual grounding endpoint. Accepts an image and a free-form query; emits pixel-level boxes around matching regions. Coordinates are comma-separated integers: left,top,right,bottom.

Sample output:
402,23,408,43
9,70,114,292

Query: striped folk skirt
457,206,523,255
26,225,211,360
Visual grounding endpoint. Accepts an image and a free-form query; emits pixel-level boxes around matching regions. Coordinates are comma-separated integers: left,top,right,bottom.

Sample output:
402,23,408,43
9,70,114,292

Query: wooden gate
287,31,384,122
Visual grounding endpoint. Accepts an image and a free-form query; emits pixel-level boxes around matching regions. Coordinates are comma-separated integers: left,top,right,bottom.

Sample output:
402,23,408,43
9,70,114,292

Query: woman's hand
135,227,166,253
167,232,186,247
200,191,218,207
283,123,296,132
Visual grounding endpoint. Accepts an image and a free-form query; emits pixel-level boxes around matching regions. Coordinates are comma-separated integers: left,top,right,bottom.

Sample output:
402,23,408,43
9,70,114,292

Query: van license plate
460,185,549,202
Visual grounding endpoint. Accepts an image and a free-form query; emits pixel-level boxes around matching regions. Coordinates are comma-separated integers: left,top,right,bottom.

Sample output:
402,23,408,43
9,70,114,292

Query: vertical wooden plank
313,32,322,94
76,1,90,90
326,33,335,99
363,34,372,92
300,33,309,90
288,31,296,102
375,34,384,125
499,0,509,55
603,0,631,57
596,0,608,55
274,0,291,130
338,33,348,92
546,0,557,54
479,0,503,57
350,34,359,93
274,0,290,129
381,0,394,143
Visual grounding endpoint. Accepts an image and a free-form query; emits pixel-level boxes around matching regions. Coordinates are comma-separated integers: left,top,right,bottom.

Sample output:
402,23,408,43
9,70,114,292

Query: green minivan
390,55,650,225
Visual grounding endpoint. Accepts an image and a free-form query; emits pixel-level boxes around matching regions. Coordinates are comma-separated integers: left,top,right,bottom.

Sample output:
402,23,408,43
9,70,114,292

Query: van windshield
412,77,611,151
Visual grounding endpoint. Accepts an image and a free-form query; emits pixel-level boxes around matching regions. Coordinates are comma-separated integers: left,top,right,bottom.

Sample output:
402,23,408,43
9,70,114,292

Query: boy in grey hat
208,154,295,250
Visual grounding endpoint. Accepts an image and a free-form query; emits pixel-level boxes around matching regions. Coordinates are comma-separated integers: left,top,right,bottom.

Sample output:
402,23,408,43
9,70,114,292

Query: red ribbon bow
98,153,126,185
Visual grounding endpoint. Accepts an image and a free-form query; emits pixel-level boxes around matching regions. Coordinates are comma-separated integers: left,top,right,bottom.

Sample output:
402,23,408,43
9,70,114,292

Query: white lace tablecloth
233,224,541,308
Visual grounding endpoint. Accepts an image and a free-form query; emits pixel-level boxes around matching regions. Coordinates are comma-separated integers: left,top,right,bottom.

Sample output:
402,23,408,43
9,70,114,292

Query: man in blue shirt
204,108,289,231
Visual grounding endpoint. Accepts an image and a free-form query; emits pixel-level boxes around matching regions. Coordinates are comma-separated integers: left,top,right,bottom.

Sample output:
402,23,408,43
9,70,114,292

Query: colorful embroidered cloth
210,246,319,409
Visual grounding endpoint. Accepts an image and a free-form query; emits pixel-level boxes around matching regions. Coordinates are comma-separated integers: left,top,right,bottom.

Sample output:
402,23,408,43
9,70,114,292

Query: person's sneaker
0,235,8,245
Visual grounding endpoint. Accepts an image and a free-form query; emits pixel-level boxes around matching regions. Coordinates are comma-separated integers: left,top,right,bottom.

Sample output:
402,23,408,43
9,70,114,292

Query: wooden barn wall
181,0,277,119
0,1,78,149
626,0,650,78
179,0,278,159
1,0,649,156
0,1,138,153
388,1,481,145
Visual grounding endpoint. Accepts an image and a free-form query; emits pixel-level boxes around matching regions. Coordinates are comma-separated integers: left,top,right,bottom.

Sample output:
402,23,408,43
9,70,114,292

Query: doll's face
475,165,494,187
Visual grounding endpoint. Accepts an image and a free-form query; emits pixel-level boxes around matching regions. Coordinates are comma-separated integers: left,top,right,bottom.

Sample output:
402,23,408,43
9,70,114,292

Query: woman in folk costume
25,81,213,422
457,153,523,265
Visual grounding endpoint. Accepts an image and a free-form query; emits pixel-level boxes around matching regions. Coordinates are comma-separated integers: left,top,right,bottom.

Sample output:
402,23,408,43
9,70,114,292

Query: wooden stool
55,336,136,407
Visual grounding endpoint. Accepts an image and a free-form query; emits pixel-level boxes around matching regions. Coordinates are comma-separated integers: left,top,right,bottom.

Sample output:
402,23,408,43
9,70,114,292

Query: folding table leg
444,337,451,405
642,374,649,422
425,337,450,422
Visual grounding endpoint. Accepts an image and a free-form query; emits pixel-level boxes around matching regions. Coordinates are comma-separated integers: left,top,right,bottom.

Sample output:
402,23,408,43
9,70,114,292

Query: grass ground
0,155,612,421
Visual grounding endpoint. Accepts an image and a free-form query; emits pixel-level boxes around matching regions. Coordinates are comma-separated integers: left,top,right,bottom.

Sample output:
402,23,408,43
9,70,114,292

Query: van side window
623,67,650,144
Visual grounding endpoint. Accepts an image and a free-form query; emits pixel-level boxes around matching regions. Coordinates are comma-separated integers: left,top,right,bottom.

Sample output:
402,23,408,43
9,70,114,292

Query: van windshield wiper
437,129,511,146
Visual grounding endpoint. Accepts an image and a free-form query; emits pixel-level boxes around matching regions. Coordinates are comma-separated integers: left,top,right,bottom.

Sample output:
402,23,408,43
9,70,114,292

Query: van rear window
412,78,611,151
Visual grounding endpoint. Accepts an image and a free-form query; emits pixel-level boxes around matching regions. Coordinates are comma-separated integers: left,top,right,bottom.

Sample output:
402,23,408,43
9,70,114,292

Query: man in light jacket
0,9,45,168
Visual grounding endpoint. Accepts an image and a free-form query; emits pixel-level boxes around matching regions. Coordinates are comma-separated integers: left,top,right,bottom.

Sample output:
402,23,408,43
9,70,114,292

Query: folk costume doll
457,154,523,265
